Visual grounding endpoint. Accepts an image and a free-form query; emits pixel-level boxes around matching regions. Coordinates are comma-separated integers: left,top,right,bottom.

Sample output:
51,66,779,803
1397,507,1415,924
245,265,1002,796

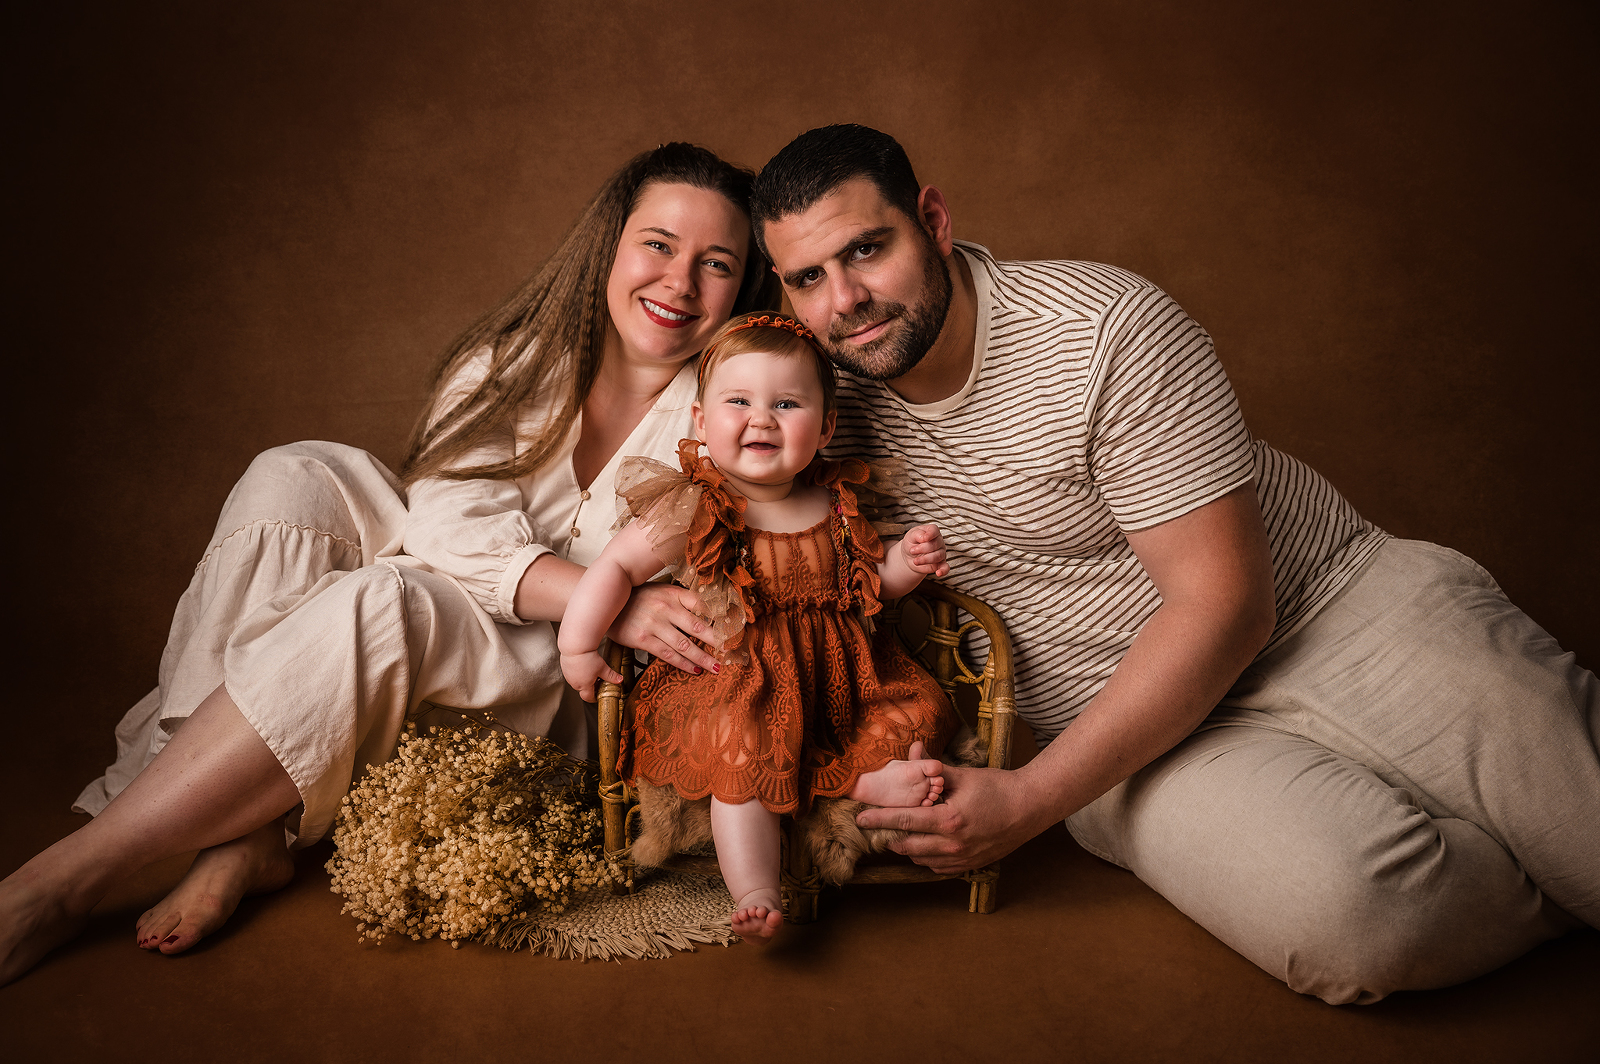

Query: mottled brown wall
15,1,1595,776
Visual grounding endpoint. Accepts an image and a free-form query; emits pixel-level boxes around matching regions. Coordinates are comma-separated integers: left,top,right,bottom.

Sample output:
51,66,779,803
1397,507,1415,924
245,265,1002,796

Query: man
749,124,1597,1005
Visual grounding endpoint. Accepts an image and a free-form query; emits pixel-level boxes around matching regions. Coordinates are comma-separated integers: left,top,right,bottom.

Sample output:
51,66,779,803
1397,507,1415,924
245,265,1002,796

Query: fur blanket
628,726,989,886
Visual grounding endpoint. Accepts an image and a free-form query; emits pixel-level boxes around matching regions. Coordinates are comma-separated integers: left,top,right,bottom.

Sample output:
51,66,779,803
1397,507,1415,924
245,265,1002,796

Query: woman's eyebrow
640,226,743,264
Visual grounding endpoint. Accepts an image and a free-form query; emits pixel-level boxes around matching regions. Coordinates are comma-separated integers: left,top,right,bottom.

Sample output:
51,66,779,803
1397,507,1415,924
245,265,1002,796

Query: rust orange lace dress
614,439,958,815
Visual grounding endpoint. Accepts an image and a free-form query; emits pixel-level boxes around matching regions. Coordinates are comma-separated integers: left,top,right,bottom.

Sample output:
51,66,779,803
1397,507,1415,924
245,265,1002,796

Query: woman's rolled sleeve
405,475,553,624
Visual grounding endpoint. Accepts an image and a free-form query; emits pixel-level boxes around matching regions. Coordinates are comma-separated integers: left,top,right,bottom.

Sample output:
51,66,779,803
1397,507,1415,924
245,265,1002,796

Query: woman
0,142,781,983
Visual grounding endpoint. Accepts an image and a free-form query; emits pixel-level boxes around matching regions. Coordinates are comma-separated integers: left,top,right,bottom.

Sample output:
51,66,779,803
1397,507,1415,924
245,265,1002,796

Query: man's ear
817,409,837,452
917,185,955,257
692,400,707,442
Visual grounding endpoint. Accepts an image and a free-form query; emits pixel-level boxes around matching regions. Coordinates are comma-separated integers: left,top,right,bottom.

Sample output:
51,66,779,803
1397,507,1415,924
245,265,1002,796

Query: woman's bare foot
849,741,945,807
135,820,295,955
731,887,784,942
0,870,92,986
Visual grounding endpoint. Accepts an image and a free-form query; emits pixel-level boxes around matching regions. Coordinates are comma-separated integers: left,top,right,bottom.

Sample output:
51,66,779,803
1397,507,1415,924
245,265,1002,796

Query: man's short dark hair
750,124,922,256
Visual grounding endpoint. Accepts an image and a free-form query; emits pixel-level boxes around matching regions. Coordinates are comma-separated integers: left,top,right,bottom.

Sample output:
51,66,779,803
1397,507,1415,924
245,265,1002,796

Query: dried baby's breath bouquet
326,722,625,946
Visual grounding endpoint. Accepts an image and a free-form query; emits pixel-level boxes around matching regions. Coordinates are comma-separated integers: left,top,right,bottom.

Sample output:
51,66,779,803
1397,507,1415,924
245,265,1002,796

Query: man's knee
1263,817,1561,1005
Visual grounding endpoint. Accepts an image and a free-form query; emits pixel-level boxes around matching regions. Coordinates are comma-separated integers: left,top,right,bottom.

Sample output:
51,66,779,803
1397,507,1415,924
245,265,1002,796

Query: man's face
763,178,952,381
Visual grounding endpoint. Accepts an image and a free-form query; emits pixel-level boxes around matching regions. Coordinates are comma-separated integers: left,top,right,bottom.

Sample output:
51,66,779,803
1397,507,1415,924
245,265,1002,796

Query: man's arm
854,481,1276,871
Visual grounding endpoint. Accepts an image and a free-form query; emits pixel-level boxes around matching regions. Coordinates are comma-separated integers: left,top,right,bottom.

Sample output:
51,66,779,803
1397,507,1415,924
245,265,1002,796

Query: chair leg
964,867,999,913
781,824,821,924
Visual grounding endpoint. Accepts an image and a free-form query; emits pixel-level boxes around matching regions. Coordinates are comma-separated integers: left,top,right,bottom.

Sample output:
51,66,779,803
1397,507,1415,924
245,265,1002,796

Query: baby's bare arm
878,522,950,599
558,522,672,700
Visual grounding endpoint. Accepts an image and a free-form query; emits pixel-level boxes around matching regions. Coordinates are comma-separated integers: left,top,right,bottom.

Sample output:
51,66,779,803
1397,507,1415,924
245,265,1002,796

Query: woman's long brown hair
399,143,781,485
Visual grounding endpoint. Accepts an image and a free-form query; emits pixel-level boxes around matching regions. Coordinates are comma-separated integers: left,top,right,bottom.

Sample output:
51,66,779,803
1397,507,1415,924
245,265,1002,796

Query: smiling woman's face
604,181,751,369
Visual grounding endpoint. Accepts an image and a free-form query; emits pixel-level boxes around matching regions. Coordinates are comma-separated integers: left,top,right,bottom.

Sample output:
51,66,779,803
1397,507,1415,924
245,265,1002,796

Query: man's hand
899,523,950,578
560,650,624,703
609,582,720,675
861,483,1277,874
854,763,1054,873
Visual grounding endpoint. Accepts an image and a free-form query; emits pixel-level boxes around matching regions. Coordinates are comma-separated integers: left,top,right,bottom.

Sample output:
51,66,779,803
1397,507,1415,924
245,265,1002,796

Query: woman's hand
608,583,721,675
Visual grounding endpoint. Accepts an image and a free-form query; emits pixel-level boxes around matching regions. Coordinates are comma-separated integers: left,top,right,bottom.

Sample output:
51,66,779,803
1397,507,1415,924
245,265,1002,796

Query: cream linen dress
74,354,699,847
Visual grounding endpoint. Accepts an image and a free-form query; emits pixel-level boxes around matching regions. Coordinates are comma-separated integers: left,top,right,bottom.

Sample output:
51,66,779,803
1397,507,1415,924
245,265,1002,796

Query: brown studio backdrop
13,0,1595,797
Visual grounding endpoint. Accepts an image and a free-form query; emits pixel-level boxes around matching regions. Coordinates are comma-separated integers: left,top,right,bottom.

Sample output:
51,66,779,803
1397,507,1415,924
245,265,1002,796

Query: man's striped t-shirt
829,242,1388,742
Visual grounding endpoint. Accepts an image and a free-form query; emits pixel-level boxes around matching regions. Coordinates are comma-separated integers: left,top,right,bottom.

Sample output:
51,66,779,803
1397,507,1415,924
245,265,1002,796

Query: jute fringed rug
489,869,738,960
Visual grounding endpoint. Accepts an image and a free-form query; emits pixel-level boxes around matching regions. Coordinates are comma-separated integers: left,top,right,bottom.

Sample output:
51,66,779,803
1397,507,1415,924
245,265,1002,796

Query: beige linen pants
75,442,576,846
1067,538,1598,1005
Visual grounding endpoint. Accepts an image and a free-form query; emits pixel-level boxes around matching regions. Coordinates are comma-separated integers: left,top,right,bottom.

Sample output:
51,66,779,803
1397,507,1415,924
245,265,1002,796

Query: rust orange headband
725,313,821,345
696,313,827,391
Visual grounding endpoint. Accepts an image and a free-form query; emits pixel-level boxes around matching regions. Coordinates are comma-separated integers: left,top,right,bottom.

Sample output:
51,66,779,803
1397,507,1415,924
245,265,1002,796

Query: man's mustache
829,301,907,345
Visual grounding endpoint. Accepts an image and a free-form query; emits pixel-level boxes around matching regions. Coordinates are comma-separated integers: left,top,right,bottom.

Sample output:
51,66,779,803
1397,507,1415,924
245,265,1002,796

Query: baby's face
692,349,836,500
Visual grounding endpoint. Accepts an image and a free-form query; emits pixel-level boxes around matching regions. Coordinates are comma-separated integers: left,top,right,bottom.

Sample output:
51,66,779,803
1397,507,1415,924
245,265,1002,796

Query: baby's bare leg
848,740,946,808
709,797,784,942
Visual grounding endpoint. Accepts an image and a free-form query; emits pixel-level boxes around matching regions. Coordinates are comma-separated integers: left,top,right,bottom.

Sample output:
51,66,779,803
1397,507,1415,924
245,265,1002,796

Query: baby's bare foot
731,888,784,943
849,741,945,807
136,821,294,955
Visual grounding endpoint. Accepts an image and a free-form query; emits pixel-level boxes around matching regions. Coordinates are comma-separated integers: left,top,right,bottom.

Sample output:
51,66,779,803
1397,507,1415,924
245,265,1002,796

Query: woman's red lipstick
641,298,698,329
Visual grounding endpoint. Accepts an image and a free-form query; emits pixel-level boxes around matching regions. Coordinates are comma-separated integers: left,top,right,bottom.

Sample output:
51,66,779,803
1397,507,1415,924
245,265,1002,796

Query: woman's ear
692,400,707,442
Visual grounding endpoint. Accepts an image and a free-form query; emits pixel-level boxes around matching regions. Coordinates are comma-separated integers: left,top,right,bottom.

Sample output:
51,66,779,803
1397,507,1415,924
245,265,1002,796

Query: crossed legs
0,683,300,984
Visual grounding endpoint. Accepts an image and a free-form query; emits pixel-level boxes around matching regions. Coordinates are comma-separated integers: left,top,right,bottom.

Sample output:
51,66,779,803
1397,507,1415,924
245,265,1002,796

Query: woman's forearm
513,553,586,622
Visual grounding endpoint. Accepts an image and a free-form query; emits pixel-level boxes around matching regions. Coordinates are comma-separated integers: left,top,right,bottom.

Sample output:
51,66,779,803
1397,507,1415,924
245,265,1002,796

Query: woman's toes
157,922,201,955
136,907,180,950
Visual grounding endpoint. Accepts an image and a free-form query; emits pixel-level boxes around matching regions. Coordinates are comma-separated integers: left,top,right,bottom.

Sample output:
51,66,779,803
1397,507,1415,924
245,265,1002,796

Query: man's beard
821,237,953,381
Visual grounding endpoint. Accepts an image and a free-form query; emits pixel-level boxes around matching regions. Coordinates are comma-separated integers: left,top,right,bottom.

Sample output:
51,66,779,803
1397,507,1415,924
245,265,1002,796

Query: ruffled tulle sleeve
612,456,702,569
813,456,914,618
850,456,911,538
611,439,756,663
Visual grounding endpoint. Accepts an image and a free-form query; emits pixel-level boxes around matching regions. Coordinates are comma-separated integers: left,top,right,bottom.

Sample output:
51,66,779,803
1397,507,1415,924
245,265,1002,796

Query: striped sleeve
1084,287,1255,531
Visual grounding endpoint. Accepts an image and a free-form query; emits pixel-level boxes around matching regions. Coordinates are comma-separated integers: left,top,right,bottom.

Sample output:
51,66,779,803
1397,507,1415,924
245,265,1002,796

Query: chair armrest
899,582,1018,770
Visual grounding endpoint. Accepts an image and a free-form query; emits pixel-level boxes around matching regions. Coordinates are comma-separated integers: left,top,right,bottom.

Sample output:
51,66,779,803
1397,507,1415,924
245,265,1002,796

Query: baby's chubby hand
560,650,625,703
900,523,950,578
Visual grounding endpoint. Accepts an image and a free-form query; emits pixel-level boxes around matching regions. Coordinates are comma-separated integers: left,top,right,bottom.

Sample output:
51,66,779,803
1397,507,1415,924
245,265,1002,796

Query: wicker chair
595,581,1016,923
